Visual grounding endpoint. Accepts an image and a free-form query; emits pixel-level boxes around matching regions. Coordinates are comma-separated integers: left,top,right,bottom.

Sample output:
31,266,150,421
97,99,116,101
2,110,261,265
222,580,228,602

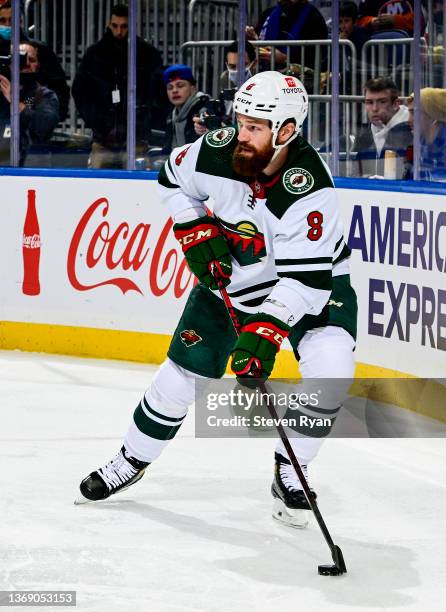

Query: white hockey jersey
158,126,351,326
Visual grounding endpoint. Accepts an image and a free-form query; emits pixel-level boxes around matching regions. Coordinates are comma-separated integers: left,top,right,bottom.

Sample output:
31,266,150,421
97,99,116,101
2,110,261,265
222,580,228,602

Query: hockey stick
211,264,347,576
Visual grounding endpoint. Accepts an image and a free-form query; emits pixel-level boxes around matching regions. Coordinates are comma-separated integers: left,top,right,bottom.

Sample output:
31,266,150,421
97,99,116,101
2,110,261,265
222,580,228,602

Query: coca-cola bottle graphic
22,189,41,296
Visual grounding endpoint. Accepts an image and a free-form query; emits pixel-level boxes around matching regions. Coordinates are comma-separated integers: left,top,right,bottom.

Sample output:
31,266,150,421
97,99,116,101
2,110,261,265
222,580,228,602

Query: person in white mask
354,76,412,178
216,40,257,122
219,40,256,92
191,43,255,138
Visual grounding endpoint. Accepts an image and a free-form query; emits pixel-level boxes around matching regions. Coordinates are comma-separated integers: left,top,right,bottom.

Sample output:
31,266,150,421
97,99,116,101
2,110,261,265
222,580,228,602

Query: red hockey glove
231,314,290,382
173,216,232,289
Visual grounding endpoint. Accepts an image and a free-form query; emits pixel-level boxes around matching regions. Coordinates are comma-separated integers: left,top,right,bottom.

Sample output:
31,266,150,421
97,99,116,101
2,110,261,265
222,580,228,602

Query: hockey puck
318,564,343,576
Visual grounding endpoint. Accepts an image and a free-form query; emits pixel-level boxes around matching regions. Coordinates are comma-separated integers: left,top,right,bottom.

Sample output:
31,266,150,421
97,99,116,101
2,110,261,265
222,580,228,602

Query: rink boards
0,169,445,382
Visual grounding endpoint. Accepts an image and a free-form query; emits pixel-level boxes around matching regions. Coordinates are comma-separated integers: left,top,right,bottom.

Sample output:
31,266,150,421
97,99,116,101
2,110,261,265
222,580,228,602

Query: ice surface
1,350,445,612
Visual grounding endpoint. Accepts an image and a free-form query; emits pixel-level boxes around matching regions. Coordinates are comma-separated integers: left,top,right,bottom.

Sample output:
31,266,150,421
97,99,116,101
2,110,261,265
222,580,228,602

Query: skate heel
272,498,309,529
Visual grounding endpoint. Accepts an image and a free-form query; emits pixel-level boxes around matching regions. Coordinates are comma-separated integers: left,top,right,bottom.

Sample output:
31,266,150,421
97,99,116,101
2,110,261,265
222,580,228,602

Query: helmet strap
270,124,299,161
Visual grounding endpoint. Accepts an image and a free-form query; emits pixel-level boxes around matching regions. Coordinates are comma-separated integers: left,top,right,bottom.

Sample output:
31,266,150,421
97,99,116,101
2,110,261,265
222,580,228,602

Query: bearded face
231,139,275,177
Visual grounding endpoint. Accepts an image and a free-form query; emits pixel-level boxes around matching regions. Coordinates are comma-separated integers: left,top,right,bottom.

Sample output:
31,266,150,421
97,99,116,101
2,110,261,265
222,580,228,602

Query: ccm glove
231,314,290,381
173,216,232,289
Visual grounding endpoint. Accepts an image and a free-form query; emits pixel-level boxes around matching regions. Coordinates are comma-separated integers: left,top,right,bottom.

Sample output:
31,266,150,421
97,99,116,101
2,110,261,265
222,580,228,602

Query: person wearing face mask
219,40,257,90
187,44,254,141
216,41,257,122
0,0,12,42
0,1,69,122
0,41,59,166
71,3,164,169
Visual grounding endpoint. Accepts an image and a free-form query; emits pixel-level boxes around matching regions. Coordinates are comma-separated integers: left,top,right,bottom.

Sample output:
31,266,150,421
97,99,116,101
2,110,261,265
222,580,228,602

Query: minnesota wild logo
205,127,236,147
216,217,266,266
180,329,202,347
283,167,314,195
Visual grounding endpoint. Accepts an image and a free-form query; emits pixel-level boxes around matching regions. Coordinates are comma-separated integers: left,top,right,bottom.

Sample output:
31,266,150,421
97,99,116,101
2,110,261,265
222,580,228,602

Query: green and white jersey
158,126,351,326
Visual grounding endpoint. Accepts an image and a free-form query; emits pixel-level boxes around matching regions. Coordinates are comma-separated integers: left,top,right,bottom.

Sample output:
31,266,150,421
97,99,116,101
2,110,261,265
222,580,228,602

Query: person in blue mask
0,2,12,40
0,0,14,40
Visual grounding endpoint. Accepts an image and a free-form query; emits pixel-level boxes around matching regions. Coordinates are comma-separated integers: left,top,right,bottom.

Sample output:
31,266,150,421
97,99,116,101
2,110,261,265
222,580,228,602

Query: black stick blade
318,545,347,576
318,564,342,576
332,544,347,573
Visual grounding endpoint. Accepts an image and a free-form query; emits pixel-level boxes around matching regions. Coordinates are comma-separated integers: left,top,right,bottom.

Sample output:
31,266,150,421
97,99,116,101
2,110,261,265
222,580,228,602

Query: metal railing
186,0,239,58
361,37,415,97
181,38,357,98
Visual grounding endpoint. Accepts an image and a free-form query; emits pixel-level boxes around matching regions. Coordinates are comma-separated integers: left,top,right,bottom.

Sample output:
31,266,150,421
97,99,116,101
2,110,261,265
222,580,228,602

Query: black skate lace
98,451,138,490
279,462,308,492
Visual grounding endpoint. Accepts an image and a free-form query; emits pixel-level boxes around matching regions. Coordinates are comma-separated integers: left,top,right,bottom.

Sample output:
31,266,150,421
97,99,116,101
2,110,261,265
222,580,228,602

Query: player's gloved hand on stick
173,216,232,289
231,314,290,383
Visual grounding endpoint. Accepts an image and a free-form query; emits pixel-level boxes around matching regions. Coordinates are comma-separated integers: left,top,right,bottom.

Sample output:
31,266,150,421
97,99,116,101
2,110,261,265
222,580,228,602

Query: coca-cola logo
23,233,41,248
67,197,195,297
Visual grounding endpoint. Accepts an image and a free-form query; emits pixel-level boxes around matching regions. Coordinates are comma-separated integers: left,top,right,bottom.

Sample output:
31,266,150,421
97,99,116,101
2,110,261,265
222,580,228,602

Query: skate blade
272,498,309,529
73,495,99,506
74,469,146,505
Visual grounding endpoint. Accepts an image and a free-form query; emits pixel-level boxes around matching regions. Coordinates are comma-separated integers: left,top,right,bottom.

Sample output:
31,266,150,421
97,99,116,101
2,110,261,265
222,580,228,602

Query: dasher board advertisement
336,185,446,379
0,175,195,336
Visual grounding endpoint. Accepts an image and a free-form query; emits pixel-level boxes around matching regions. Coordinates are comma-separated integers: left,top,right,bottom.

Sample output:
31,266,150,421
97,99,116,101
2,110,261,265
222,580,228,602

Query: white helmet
233,71,308,156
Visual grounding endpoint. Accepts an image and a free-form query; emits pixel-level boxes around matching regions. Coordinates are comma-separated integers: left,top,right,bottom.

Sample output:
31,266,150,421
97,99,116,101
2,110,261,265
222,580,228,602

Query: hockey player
78,71,357,527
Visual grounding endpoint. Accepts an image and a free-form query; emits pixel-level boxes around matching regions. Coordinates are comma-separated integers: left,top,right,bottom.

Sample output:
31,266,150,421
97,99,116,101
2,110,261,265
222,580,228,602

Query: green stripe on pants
133,404,183,441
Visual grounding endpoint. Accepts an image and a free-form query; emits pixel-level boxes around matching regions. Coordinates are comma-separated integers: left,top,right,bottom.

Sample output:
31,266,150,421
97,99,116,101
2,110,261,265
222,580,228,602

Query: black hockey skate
76,446,149,504
271,452,317,529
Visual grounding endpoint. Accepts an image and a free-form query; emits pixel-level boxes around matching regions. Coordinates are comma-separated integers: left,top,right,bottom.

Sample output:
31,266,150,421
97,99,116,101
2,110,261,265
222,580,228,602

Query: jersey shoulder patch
196,126,243,182
282,167,314,195
204,126,236,147
266,137,334,220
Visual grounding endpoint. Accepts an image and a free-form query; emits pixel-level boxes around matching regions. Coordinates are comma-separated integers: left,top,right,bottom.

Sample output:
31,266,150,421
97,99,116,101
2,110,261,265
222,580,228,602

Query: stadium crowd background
0,0,444,182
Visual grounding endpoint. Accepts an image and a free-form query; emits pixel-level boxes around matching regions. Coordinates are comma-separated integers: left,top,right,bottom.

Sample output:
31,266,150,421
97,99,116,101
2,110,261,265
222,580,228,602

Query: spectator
246,0,328,72
218,40,257,120
405,88,446,181
72,3,164,169
353,76,412,177
162,64,214,155
340,1,370,54
219,40,257,90
0,1,70,121
0,41,59,165
357,0,424,37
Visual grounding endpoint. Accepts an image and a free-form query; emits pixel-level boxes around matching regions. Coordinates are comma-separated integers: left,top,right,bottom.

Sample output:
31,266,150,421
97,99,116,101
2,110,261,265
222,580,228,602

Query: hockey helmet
233,71,308,154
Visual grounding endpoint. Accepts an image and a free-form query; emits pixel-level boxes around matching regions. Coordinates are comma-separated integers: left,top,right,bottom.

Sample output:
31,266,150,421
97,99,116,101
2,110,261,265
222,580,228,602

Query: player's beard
232,141,275,177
